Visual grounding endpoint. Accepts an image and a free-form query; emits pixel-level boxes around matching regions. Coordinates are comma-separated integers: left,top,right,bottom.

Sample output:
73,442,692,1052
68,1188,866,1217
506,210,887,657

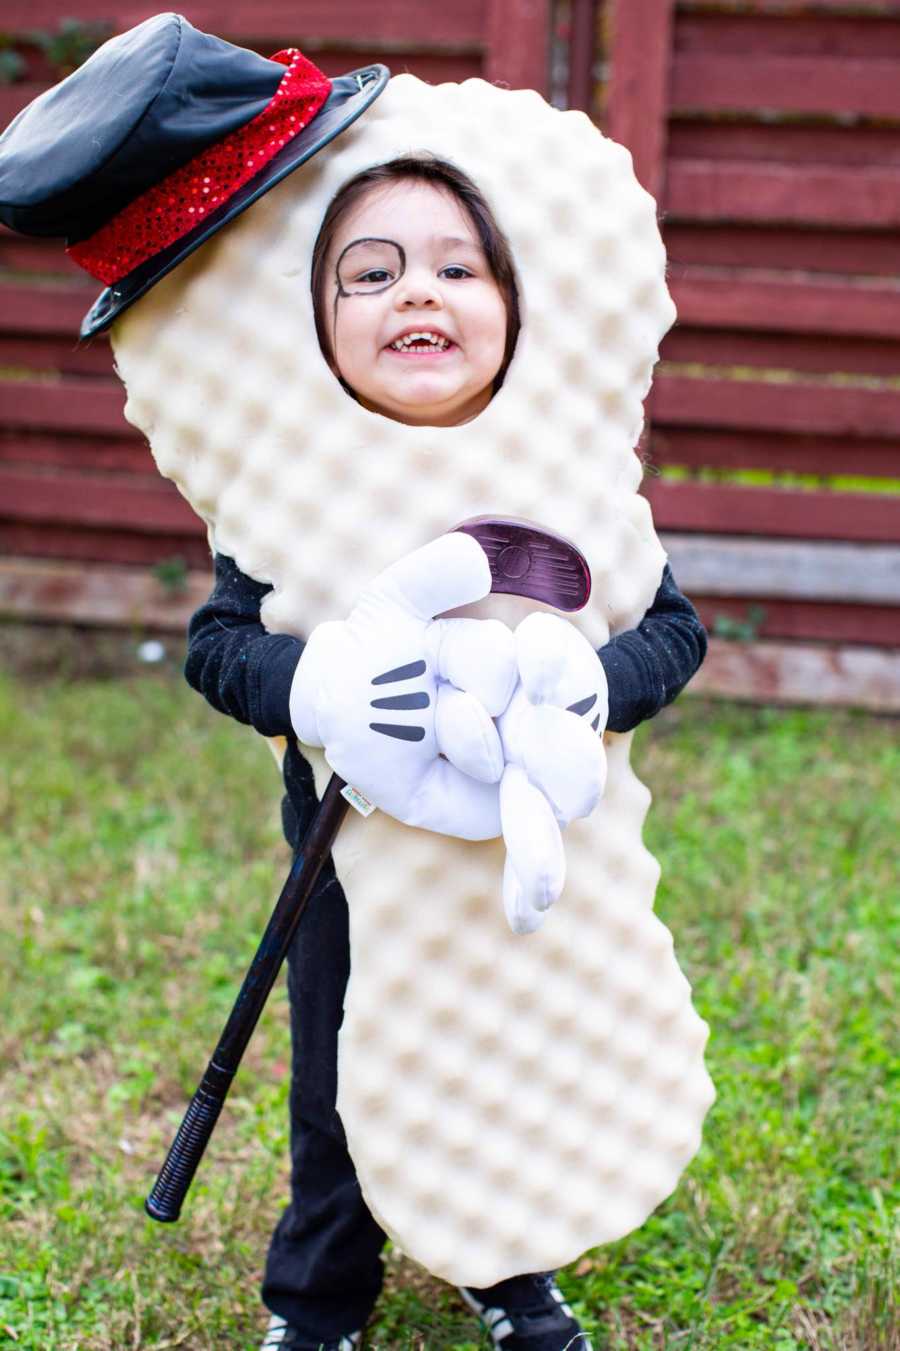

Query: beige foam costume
112,73,715,1286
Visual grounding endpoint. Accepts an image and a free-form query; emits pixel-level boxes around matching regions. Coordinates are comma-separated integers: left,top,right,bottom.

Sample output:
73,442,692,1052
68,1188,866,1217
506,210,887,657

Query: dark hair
311,154,520,393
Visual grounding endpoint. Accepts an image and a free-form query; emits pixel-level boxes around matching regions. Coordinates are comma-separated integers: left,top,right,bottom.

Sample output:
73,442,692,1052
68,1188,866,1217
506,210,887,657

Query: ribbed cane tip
145,1194,180,1223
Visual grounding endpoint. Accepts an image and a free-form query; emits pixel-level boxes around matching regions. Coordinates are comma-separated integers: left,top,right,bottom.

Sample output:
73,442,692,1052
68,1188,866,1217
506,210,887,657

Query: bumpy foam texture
113,74,715,1285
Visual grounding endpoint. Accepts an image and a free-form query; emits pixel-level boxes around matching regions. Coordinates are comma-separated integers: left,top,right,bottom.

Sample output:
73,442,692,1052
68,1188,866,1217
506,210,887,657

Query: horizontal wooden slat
662,329,900,380
696,596,898,646
652,372,900,439
668,122,900,168
690,1,900,15
649,426,899,479
644,478,900,543
0,524,211,567
0,282,97,336
671,54,900,118
676,12,900,59
0,337,113,378
0,379,130,436
0,431,152,473
669,269,900,339
659,534,900,603
664,224,900,276
0,557,209,630
691,636,900,714
0,467,199,533
666,161,900,228
2,1,487,46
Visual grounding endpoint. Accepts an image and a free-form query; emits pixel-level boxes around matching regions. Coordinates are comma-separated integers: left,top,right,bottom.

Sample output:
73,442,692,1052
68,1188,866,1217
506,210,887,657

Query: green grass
0,669,896,1349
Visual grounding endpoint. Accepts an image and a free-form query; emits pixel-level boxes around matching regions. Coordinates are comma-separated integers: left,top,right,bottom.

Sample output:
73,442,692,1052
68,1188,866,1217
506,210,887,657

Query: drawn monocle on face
335,237,406,295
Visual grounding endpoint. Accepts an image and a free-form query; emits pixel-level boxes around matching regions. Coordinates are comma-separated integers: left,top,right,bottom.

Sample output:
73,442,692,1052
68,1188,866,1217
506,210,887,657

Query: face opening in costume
311,158,520,427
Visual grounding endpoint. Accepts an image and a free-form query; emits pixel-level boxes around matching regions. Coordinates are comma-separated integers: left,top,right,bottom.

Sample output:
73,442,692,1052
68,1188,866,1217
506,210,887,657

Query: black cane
145,517,590,1222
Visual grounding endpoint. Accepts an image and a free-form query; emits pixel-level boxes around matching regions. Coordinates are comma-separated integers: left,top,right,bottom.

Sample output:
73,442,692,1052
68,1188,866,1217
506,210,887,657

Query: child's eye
355,268,393,285
440,265,473,280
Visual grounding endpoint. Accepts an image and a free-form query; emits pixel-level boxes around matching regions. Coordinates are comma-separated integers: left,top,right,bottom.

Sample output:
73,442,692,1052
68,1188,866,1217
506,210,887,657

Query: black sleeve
598,564,707,734
183,553,304,737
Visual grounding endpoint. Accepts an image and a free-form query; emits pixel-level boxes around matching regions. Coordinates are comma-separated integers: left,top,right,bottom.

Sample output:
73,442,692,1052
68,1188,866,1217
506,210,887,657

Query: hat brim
80,63,390,338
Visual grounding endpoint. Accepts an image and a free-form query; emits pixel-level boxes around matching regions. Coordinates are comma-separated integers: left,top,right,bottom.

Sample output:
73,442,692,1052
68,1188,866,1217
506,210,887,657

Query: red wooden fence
1,0,898,708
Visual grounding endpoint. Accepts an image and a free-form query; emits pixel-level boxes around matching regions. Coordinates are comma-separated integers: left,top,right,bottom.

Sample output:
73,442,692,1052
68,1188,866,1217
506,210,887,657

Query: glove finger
428,617,517,717
365,533,491,623
520,704,607,824
502,855,547,935
516,612,608,727
434,684,504,784
403,759,502,840
500,763,565,915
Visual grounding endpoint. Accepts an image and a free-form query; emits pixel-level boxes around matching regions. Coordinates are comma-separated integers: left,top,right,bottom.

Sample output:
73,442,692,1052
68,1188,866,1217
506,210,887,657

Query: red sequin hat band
68,49,332,286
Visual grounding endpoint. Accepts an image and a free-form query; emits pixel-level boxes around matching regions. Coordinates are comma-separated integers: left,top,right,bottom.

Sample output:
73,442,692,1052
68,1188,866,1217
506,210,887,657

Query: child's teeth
391,331,449,351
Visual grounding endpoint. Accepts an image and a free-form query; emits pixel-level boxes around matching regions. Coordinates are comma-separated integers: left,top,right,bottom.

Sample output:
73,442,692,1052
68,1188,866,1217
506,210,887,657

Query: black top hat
0,13,388,337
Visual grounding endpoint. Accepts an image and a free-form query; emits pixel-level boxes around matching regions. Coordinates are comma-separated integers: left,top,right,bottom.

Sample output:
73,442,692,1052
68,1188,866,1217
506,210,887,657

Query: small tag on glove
341,783,377,818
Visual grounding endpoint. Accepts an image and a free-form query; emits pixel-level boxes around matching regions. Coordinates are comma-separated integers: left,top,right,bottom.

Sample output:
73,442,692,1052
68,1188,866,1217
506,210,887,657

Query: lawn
0,666,896,1350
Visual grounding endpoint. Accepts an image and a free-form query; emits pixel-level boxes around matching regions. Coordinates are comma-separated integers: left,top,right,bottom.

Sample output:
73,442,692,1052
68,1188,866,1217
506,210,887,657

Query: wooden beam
0,379,131,437
649,426,899,480
695,596,898,647
659,534,900,605
691,637,900,714
645,479,900,544
0,556,210,630
671,55,900,119
669,269,900,341
666,161,900,228
605,0,675,198
2,1,486,47
484,0,551,93
0,467,199,533
651,372,900,439
664,223,900,277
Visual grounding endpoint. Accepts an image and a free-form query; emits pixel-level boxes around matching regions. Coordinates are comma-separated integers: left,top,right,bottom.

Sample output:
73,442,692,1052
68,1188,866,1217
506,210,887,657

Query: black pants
261,863,552,1339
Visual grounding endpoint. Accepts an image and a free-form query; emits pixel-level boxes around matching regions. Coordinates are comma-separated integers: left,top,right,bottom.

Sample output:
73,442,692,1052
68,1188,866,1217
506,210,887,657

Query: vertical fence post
605,0,675,199
484,0,552,94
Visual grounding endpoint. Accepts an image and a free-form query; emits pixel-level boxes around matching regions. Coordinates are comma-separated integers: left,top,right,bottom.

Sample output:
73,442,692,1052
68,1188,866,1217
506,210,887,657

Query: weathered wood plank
0,380,130,436
675,12,900,58
0,431,153,473
694,596,899,646
605,0,675,198
668,121,900,169
0,467,199,533
0,557,210,630
645,479,900,543
651,372,900,439
671,54,900,118
2,0,487,46
669,269,900,340
691,637,900,714
0,523,211,567
666,161,900,228
649,426,899,479
662,329,900,381
659,533,900,604
664,224,900,276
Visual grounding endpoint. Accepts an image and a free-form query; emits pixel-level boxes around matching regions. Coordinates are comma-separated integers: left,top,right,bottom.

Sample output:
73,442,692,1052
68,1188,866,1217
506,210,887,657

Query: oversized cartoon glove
289,532,517,839
497,612,609,933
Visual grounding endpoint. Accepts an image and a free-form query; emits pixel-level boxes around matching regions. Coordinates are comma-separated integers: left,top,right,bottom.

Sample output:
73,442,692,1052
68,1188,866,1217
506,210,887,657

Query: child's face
323,180,508,426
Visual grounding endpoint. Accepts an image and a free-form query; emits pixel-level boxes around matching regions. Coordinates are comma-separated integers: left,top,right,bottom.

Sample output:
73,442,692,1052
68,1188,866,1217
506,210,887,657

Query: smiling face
321,180,509,427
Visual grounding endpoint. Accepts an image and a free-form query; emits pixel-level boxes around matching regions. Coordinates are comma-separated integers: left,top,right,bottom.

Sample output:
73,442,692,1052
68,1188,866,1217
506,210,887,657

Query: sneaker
459,1275,592,1351
260,1313,363,1350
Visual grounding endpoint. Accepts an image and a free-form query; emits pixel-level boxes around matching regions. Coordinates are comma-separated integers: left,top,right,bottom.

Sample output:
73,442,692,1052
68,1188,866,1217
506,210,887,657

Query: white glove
498,612,609,933
289,533,517,839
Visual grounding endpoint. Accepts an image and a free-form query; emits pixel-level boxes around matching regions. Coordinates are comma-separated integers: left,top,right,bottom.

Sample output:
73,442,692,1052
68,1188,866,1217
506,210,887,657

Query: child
184,154,707,1351
0,19,711,1343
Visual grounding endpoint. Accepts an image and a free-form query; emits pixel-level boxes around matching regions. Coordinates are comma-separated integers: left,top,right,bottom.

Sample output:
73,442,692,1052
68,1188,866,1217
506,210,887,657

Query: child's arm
598,565,707,732
184,553,301,737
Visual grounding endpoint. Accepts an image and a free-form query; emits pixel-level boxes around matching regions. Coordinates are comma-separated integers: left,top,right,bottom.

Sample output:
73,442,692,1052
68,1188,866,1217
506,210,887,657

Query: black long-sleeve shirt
185,553,706,848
